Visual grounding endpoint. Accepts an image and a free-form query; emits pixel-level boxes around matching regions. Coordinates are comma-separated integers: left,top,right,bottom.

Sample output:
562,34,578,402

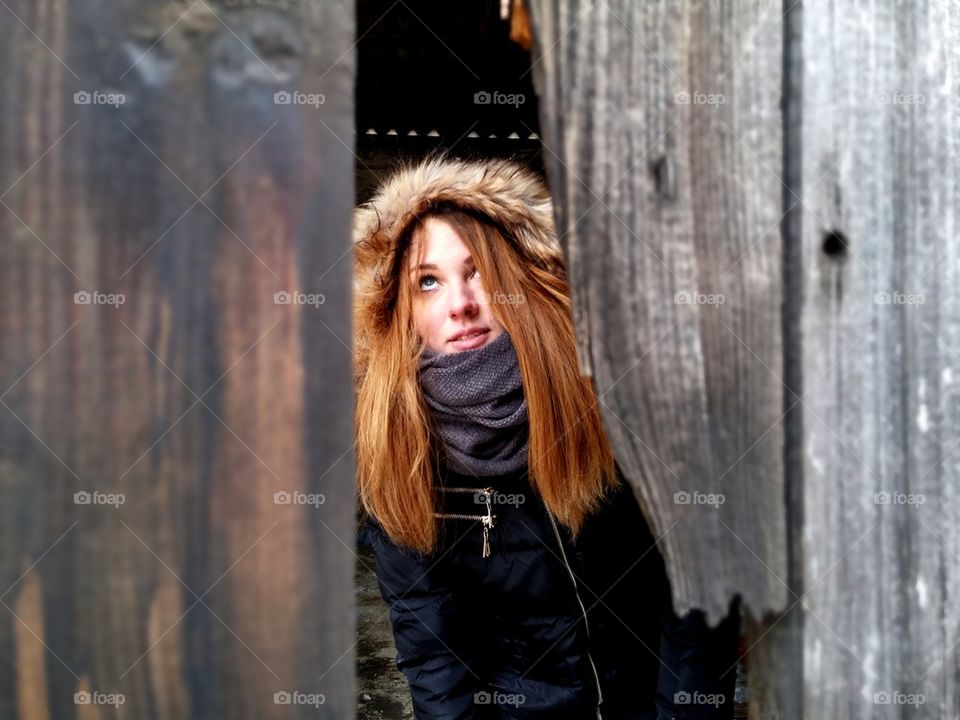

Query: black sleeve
365,518,490,720
655,599,741,720
573,467,741,719
571,472,667,716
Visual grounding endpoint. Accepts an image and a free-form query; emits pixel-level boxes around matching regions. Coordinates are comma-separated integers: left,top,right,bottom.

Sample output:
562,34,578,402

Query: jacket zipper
433,486,496,558
542,498,604,720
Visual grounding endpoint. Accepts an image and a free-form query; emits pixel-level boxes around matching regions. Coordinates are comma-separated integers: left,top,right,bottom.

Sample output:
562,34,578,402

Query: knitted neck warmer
418,331,529,477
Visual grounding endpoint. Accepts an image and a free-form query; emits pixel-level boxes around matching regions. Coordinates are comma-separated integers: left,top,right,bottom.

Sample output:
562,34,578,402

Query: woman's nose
448,281,478,318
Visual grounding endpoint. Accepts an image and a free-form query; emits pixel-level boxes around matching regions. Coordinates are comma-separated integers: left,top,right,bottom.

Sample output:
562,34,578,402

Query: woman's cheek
424,303,443,344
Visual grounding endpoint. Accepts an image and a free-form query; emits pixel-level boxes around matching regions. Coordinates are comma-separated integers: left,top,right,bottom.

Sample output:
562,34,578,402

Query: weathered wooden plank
740,1,806,716
0,1,355,718
795,2,960,718
526,0,788,626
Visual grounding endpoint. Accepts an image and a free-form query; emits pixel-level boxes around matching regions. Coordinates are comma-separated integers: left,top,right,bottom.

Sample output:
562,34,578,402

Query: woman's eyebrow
409,256,474,273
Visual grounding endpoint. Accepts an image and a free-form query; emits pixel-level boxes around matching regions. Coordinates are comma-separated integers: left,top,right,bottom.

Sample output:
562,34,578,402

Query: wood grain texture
529,1,960,717
795,2,960,718
526,0,789,626
0,1,356,718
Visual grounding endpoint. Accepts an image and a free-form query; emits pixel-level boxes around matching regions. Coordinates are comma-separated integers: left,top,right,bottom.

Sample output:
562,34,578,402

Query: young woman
354,156,740,719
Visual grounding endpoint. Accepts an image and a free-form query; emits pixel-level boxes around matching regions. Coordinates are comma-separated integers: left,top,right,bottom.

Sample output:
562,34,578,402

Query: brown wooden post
0,1,356,718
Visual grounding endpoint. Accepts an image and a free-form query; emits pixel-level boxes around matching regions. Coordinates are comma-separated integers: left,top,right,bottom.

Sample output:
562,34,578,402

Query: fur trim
353,156,564,374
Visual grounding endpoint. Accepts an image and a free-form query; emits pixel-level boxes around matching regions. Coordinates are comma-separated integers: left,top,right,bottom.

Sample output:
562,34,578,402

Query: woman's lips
449,328,490,351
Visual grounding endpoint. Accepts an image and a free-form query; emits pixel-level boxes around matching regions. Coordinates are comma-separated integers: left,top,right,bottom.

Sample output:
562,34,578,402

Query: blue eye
419,275,438,291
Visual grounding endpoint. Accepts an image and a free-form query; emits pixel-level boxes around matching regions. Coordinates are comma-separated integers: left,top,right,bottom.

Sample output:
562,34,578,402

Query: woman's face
408,217,505,354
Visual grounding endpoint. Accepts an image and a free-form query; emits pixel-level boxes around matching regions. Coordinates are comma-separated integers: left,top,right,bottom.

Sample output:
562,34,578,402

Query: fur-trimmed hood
352,156,565,375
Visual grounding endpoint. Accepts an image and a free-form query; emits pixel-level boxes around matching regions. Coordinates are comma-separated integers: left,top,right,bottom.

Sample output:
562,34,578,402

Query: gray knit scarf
418,331,529,477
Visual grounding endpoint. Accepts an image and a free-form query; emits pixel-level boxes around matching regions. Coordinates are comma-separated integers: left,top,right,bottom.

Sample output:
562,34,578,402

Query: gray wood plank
797,2,960,718
527,0,789,627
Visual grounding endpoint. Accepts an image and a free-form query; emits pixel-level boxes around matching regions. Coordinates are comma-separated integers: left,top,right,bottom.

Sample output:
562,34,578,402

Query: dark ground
356,542,415,719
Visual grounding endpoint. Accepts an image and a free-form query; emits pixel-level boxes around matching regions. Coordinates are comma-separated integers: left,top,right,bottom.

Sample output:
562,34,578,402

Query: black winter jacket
361,466,740,720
